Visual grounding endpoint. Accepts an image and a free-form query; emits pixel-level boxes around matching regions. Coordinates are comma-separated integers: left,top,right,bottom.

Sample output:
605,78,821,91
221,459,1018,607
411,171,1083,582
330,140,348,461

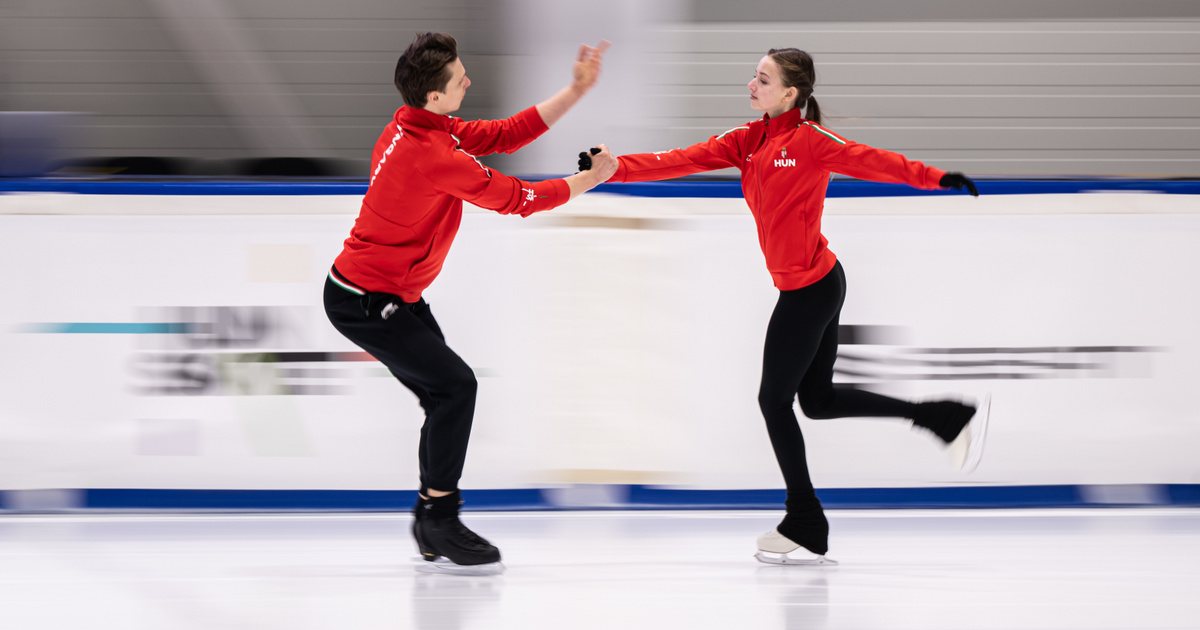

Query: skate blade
414,556,505,576
949,394,991,472
963,394,991,473
754,551,838,566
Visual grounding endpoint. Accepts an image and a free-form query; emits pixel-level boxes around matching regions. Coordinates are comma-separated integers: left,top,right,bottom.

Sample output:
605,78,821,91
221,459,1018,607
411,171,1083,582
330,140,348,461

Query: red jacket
333,105,570,301
609,107,946,291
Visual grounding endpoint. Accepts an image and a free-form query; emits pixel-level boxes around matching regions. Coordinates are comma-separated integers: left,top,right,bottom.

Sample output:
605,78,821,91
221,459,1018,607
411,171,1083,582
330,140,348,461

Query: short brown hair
394,32,458,108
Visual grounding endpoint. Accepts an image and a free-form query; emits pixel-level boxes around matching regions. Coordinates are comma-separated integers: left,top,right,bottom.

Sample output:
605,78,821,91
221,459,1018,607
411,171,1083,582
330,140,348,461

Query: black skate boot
755,490,837,566
412,491,503,575
912,396,991,472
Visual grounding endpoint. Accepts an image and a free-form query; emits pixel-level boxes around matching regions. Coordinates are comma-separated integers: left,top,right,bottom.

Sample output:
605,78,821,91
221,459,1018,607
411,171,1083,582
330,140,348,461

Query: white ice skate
754,529,838,566
414,556,505,576
947,394,991,473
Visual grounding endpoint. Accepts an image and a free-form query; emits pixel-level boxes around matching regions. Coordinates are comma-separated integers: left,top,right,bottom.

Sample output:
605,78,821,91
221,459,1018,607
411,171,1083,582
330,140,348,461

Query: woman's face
748,55,796,118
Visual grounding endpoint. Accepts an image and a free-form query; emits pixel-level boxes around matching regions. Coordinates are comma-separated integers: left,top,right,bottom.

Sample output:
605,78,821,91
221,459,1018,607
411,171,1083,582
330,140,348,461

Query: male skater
324,33,617,574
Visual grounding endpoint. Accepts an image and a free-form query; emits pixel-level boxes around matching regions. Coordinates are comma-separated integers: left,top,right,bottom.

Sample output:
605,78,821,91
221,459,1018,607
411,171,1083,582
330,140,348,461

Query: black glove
577,147,601,172
939,172,979,197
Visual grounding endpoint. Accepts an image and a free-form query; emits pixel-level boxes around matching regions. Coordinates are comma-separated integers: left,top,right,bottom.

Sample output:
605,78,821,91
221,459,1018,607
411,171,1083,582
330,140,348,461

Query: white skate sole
414,556,505,576
948,393,991,473
755,529,838,566
754,551,838,566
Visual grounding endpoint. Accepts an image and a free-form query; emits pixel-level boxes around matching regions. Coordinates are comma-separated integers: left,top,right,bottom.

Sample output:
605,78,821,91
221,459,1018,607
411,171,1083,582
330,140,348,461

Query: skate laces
442,516,494,551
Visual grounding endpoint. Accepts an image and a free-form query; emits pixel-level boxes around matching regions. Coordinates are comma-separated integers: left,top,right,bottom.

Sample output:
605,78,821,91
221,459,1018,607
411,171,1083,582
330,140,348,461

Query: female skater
326,33,617,575
583,48,988,565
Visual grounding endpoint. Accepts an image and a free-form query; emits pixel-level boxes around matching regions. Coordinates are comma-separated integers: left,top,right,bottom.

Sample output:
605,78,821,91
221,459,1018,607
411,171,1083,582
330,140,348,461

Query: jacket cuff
926,167,948,189
520,106,550,136
545,177,570,206
607,160,627,183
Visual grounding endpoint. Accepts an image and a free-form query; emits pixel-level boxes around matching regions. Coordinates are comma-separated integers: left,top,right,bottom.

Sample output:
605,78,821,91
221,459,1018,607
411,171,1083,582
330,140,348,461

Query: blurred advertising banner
0,188,1197,502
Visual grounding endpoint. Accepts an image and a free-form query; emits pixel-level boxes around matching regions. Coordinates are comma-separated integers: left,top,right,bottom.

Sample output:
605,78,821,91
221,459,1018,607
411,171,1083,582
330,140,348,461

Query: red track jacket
609,107,946,291
333,105,570,301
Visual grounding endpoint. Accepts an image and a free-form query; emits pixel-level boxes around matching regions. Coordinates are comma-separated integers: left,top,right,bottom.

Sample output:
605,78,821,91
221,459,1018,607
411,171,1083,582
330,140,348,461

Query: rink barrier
2,178,1200,197
3,485,1197,512
3,180,1197,512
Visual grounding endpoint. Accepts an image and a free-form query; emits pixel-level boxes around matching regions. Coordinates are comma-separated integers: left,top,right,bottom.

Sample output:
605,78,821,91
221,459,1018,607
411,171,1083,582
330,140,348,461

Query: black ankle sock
778,490,829,555
416,490,462,519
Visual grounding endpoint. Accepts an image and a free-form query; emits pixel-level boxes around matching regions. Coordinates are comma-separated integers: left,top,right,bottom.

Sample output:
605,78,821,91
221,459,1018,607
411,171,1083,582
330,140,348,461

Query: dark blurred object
242,157,354,177
577,146,601,172
939,172,979,196
53,156,365,179
103,157,187,176
0,112,73,177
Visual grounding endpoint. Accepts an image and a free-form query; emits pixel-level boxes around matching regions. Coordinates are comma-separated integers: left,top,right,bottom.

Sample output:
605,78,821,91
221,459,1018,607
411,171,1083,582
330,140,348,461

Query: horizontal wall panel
663,94,1200,120
4,24,178,52
694,0,1200,22
227,0,477,21
657,60,1200,87
675,24,1200,55
76,127,247,152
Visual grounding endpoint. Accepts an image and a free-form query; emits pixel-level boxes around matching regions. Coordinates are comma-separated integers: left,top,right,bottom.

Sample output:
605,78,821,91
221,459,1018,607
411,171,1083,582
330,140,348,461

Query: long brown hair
767,48,821,125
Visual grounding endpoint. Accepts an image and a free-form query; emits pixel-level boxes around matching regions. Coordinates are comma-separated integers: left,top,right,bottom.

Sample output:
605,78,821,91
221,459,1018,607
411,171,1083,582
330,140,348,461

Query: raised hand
572,40,611,94
939,172,979,196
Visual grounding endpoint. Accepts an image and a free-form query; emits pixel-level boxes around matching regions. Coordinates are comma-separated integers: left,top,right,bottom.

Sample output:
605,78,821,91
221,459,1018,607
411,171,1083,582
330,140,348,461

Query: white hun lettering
371,131,403,185
774,159,796,168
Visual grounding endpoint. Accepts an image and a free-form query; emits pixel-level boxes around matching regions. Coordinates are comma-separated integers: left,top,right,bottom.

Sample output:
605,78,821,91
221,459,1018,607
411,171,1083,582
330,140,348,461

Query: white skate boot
947,394,991,473
755,529,838,566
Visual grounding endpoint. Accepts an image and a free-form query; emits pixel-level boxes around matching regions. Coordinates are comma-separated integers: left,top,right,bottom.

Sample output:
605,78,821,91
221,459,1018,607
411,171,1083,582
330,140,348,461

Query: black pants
323,272,477,492
758,260,916,496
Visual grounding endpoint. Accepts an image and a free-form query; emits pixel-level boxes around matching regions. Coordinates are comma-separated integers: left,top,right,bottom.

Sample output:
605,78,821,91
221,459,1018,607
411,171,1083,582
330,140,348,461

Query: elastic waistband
328,265,366,296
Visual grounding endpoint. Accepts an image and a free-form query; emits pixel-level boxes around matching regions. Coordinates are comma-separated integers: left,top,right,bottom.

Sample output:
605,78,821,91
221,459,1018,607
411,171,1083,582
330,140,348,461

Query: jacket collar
396,105,454,132
762,106,806,135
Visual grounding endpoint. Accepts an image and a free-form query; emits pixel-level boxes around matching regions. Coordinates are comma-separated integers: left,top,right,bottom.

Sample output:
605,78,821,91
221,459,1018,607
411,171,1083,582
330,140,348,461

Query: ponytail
804,95,822,126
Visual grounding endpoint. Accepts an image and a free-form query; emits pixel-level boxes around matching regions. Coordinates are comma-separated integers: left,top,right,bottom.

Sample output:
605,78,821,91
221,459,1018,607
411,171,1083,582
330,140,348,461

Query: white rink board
1,191,1198,491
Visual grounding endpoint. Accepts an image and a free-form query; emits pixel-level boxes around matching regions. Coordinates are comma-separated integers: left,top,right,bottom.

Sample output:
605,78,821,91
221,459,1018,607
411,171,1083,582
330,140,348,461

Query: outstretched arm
418,143,618,217
595,126,748,183
535,40,611,128
807,122,978,195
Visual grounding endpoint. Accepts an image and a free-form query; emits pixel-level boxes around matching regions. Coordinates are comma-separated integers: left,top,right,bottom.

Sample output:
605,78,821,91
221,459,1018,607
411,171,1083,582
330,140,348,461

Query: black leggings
324,274,477,492
757,260,916,496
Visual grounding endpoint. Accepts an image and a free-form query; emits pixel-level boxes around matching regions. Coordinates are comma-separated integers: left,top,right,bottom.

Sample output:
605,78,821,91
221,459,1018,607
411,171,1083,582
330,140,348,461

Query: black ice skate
412,492,504,576
912,394,991,472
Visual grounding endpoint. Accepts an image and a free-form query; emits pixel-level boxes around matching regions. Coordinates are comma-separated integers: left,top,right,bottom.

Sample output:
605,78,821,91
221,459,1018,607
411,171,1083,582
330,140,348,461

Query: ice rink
3,508,1198,629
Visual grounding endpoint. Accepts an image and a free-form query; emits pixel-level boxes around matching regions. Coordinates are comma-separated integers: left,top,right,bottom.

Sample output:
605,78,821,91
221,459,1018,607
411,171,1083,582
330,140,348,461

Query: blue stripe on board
2,178,1198,197
16,322,189,334
48,484,1200,511
82,489,544,511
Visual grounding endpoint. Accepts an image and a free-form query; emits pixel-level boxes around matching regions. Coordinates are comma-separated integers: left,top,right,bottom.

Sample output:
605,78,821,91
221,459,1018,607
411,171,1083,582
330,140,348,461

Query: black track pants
323,273,477,492
757,260,917,495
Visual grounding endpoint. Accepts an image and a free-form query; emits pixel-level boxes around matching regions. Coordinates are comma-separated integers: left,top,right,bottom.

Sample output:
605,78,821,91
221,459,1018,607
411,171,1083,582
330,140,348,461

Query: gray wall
644,20,1200,177
2,0,1199,177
